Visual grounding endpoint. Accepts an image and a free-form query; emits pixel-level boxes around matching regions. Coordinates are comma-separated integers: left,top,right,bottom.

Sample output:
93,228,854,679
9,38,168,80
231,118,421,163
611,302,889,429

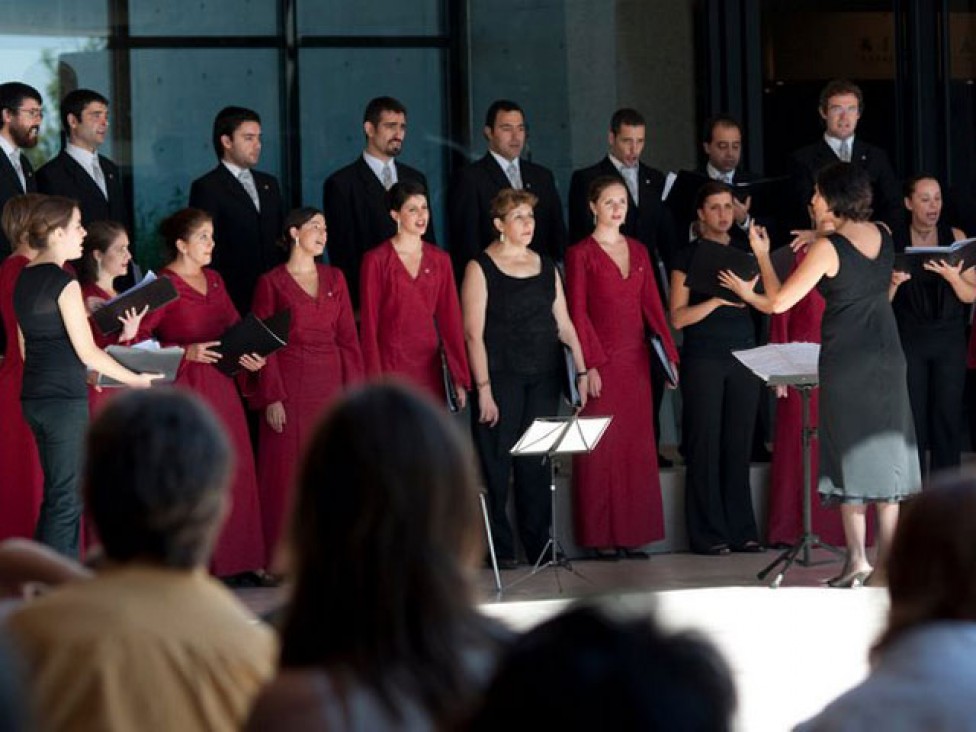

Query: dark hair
26,196,77,251
279,382,494,725
211,106,260,160
703,114,742,143
83,389,232,568
363,96,406,127
818,79,864,115
484,99,524,129
468,604,736,731
610,107,645,135
60,88,108,136
873,474,976,662
1,193,46,250
694,180,734,212
490,188,538,220
159,207,212,263
587,175,628,205
903,173,941,199
278,206,324,251
387,178,427,212
815,162,873,221
76,220,127,285
0,82,41,119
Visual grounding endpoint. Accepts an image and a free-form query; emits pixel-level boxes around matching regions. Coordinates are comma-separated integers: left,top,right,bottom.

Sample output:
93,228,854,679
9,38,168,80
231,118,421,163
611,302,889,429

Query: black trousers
21,398,88,558
902,326,966,476
681,353,761,553
473,371,561,562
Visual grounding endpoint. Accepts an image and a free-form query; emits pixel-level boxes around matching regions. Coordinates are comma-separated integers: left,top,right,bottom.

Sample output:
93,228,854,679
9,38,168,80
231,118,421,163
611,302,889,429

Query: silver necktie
838,139,852,163
238,169,261,211
381,163,394,190
91,157,107,199
506,161,523,190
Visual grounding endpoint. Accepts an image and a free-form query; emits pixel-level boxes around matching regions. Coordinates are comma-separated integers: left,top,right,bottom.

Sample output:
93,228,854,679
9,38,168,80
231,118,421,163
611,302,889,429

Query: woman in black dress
720,163,920,587
14,196,158,557
890,175,974,476
461,188,587,570
669,181,763,556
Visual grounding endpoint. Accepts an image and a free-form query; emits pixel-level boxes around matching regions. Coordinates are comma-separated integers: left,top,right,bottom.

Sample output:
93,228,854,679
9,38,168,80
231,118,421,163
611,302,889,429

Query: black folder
900,238,976,274
90,276,179,336
685,239,759,302
664,170,790,229
213,310,291,377
648,334,678,387
97,345,185,387
561,343,582,409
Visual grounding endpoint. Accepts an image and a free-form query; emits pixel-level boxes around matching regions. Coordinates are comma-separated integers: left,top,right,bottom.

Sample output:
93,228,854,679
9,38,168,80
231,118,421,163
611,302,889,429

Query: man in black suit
0,82,42,260
567,107,677,466
36,89,128,229
189,106,284,316
790,79,901,230
448,99,566,282
322,96,433,307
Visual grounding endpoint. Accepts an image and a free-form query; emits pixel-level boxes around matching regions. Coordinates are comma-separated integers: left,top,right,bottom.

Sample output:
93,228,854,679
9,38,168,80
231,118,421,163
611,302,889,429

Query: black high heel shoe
826,568,871,588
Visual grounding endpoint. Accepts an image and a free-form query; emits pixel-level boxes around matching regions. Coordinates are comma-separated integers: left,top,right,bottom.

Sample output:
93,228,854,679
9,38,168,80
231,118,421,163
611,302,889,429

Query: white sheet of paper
510,416,613,455
732,342,820,385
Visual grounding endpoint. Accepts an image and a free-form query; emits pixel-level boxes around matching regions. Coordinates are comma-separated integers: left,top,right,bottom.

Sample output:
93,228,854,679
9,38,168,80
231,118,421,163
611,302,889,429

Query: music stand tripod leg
479,492,502,593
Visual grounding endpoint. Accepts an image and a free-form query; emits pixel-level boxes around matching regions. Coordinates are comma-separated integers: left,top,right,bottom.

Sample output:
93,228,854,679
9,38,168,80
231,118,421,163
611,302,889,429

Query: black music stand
504,414,612,592
733,344,845,588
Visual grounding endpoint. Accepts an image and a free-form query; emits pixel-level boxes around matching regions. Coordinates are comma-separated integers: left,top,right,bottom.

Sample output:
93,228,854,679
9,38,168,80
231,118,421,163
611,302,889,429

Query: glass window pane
130,49,282,268
129,0,278,37
0,36,112,167
298,0,443,36
299,48,446,247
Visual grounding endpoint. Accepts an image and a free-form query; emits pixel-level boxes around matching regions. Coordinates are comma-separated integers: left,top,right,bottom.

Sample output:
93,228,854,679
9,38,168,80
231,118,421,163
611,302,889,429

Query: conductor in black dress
0,82,42,260
189,106,284,316
36,89,128,230
322,96,434,308
448,99,567,283
789,79,901,231
566,107,677,465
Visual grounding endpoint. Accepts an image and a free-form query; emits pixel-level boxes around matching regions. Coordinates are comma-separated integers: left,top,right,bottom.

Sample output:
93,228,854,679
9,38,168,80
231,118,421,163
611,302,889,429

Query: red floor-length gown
359,241,470,403
766,251,846,548
142,268,265,576
0,255,43,540
250,263,363,567
565,237,679,548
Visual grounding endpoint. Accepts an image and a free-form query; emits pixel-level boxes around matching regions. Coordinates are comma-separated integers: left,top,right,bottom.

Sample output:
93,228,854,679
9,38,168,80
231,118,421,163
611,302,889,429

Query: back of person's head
1,193,46,249
873,473,976,660
59,88,108,135
363,96,406,126
211,105,260,160
25,195,77,251
76,219,126,285
84,389,232,568
468,604,736,731
815,161,873,221
280,381,489,723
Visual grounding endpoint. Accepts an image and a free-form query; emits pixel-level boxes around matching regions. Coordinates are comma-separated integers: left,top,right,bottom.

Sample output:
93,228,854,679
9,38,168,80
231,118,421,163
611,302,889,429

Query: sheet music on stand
732,342,820,386
510,416,612,456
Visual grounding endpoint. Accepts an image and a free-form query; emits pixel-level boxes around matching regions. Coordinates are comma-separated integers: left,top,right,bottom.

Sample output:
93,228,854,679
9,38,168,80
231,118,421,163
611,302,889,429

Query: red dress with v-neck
0,254,43,540
142,268,265,576
359,240,470,402
250,263,363,566
565,237,679,548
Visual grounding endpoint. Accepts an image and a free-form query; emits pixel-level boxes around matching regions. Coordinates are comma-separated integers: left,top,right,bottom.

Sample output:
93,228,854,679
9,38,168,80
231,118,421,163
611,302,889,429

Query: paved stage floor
240,547,887,731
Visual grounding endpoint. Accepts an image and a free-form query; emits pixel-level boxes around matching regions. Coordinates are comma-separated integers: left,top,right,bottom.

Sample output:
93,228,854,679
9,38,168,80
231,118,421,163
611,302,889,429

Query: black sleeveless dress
816,229,921,502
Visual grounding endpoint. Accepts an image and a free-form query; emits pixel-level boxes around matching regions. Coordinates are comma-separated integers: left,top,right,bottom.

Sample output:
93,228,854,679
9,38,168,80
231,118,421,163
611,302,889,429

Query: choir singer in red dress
566,176,679,559
250,207,363,568
358,179,470,409
141,208,268,581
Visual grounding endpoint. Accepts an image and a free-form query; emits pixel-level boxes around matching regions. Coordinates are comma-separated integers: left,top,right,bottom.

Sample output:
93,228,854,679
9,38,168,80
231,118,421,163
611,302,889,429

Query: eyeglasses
16,107,43,120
